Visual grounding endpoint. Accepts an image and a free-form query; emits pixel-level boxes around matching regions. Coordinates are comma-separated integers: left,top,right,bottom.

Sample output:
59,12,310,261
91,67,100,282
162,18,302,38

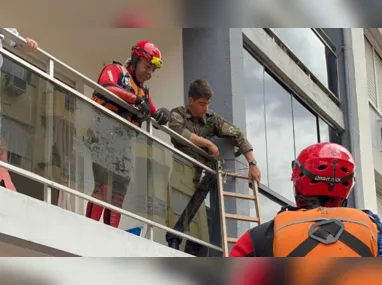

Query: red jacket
98,63,157,115
229,231,254,257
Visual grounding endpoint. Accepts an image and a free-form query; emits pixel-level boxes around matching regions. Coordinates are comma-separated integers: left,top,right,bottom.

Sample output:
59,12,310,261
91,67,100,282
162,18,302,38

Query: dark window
244,47,324,201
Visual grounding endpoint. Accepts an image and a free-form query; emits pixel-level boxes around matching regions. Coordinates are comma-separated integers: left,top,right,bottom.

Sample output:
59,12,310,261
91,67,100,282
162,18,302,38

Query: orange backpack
248,206,379,257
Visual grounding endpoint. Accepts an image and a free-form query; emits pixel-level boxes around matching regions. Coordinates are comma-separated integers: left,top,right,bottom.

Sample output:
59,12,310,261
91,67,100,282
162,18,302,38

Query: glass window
258,193,283,223
272,28,329,89
264,71,295,201
243,49,269,186
318,117,330,142
244,48,322,201
292,97,319,156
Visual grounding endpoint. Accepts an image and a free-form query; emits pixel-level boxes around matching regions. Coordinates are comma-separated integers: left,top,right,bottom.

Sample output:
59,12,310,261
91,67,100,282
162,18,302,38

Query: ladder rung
227,237,238,243
223,191,256,200
225,214,259,223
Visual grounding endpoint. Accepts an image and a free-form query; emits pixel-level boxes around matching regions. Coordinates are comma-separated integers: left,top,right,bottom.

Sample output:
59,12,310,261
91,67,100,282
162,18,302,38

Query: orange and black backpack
247,205,380,257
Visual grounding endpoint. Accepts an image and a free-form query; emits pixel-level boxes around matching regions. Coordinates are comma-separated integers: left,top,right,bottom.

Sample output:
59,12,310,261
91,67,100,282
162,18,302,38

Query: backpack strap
113,61,131,89
247,220,275,257
287,218,374,257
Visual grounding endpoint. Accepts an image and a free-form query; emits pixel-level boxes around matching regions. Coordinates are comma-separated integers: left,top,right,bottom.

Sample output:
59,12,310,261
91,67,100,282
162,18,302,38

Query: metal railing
0,160,222,253
0,28,215,164
0,28,223,253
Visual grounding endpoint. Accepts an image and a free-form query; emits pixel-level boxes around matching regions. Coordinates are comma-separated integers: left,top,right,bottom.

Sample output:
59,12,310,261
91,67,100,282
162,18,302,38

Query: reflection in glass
264,72,295,200
319,117,330,142
0,54,220,255
244,48,326,201
236,191,283,238
272,28,329,88
0,55,48,200
292,97,319,156
258,193,283,223
243,49,269,186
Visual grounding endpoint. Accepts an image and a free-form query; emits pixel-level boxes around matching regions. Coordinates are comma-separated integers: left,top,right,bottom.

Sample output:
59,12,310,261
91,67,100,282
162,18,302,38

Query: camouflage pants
166,167,222,256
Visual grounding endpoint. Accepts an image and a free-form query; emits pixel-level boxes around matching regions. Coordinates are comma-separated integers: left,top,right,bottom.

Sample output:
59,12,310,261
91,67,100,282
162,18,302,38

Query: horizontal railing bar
0,47,216,175
150,118,215,163
0,28,214,166
0,160,223,252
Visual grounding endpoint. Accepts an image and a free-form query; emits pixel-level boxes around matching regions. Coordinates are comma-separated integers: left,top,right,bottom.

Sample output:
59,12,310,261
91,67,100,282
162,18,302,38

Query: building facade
0,28,374,257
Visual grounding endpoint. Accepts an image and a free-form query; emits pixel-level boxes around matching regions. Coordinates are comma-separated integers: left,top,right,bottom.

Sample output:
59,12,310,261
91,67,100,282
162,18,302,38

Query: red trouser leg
103,188,126,228
86,184,108,221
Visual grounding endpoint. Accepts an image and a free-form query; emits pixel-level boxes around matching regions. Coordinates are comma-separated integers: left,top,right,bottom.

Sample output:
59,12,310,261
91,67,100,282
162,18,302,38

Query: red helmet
291,142,355,208
131,40,163,68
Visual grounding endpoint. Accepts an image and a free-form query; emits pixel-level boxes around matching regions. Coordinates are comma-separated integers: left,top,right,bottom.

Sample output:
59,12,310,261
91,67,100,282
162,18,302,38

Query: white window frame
364,30,382,117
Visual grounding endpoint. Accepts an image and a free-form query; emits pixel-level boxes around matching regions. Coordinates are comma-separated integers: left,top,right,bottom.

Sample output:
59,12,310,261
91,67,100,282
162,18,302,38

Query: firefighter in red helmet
229,142,381,258
92,40,170,127
85,40,170,228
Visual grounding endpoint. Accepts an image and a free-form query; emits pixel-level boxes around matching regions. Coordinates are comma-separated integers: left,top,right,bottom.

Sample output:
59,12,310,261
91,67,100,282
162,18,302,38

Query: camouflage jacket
169,106,253,166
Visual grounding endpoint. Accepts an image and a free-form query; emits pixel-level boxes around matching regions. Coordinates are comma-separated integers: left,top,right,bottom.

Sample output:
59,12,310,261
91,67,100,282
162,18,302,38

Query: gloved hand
154,107,170,125
135,96,151,121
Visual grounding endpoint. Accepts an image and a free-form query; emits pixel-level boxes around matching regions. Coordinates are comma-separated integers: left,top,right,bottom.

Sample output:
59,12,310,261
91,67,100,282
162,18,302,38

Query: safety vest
92,61,149,126
248,206,379,257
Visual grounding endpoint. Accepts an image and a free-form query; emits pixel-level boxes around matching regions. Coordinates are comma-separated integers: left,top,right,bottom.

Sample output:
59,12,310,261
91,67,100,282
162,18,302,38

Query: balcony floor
0,187,192,257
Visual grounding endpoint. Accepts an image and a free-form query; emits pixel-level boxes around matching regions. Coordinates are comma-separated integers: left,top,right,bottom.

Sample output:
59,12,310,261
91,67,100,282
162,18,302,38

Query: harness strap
247,220,275,257
287,219,374,257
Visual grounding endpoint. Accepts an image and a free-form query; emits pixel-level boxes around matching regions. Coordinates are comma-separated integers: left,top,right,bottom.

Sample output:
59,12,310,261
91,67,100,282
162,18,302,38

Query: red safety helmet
291,142,355,208
131,40,163,68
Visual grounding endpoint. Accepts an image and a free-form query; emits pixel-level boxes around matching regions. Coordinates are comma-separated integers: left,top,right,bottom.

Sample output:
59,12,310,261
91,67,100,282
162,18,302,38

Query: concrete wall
182,28,248,241
0,187,191,257
322,28,356,207
343,28,377,212
14,28,184,145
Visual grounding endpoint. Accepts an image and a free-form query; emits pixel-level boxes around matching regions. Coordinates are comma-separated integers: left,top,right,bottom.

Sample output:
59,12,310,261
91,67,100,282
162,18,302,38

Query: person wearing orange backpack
85,40,170,228
230,142,382,258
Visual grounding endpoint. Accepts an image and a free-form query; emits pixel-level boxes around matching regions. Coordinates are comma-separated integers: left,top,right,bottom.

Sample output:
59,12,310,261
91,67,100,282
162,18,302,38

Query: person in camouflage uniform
169,79,261,183
165,79,261,256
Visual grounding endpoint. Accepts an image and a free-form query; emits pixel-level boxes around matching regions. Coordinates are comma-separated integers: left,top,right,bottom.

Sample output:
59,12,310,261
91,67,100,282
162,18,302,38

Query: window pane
264,71,295,201
272,28,329,88
258,193,283,223
292,97,319,156
319,118,330,142
243,49,269,186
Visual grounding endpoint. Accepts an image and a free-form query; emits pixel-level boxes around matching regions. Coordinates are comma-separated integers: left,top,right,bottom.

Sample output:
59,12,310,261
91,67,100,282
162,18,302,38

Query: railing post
146,119,154,224
44,186,52,204
217,160,229,257
147,225,154,241
74,81,85,215
44,59,54,201
146,119,153,135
